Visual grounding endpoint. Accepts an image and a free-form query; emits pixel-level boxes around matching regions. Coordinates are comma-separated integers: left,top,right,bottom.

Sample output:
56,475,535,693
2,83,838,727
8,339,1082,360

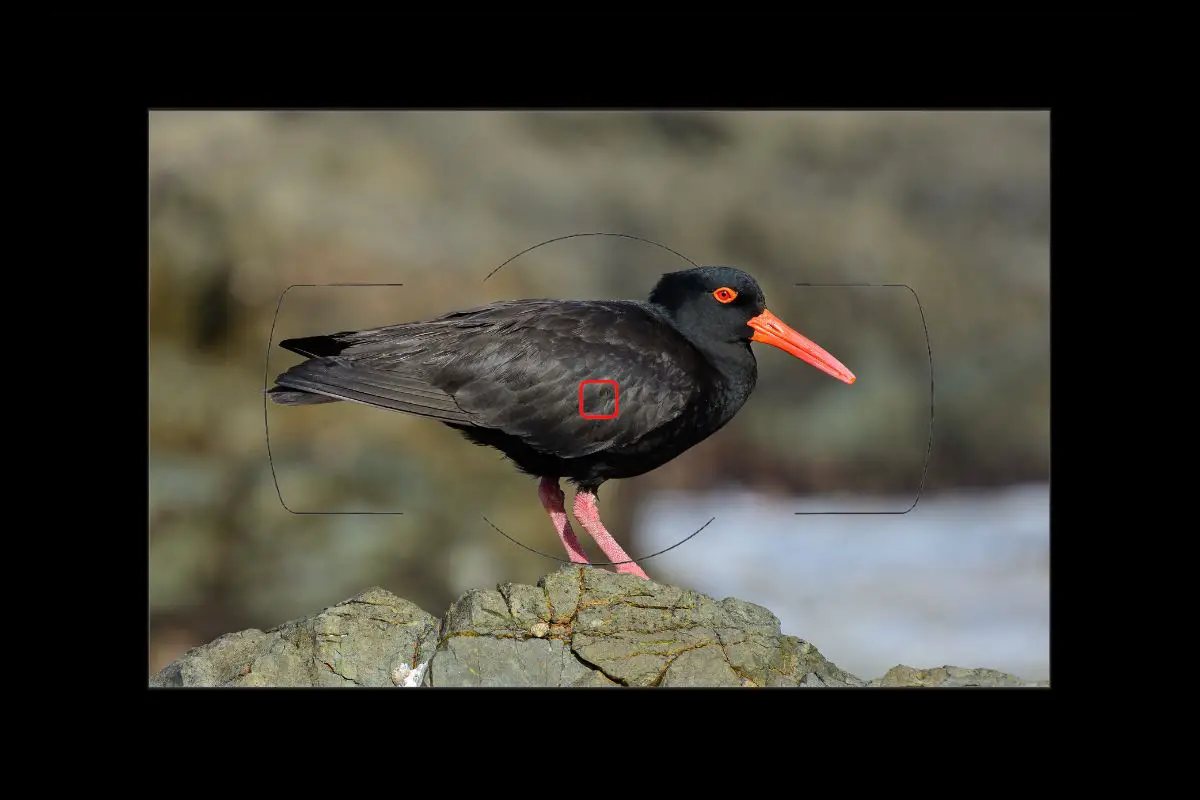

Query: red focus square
579,379,619,419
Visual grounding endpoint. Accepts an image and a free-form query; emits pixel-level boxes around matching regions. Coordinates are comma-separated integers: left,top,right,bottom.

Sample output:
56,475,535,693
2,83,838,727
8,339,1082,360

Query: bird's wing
426,301,705,458
272,300,706,458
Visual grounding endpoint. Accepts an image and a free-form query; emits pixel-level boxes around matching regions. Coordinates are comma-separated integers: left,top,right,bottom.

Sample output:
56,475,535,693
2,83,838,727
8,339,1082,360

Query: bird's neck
672,332,759,419
690,340,759,437
650,304,759,407
698,339,758,392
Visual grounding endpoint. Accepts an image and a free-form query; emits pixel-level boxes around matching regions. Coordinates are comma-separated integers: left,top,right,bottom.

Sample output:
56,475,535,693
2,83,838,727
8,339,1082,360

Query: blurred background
149,110,1049,681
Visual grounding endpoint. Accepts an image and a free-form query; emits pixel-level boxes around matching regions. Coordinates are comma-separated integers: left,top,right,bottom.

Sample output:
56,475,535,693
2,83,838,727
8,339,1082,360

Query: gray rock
867,665,1050,688
150,586,439,687
433,636,610,687
149,567,1048,688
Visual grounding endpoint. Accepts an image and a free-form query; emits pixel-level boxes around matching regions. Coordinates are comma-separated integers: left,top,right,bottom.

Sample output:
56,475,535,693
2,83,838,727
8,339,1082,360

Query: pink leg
538,477,590,565
572,488,650,580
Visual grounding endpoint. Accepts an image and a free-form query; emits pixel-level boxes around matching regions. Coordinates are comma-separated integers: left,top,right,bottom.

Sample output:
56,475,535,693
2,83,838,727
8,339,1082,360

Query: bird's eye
713,287,738,304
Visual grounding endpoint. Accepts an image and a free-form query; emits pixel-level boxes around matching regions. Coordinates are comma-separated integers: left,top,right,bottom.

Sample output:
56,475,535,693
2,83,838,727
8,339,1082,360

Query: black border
47,11,1148,719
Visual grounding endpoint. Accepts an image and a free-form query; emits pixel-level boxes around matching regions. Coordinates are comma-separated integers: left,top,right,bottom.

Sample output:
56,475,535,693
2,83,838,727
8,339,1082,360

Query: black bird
269,266,856,580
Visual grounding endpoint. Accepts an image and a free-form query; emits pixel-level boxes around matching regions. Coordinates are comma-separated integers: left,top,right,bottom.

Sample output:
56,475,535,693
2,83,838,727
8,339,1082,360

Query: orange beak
748,309,856,384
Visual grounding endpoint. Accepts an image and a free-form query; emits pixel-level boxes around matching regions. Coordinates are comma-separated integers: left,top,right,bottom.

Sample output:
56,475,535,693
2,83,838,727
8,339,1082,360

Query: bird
269,266,856,581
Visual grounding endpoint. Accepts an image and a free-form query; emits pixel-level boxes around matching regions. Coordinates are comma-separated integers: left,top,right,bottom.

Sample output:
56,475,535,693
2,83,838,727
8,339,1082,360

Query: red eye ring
713,287,738,304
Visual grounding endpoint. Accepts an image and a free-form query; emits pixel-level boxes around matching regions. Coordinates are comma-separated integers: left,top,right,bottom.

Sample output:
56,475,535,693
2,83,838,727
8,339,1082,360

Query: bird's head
649,266,856,384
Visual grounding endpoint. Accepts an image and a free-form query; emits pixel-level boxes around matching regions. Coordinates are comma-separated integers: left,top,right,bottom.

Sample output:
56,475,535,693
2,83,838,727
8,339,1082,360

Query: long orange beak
748,309,856,384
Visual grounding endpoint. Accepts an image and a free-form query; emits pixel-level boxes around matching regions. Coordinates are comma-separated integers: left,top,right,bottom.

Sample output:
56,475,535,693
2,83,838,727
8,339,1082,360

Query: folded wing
270,300,704,458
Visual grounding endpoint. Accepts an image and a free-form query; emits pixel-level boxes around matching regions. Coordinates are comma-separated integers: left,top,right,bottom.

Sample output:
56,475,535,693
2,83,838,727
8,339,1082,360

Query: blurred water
634,483,1049,681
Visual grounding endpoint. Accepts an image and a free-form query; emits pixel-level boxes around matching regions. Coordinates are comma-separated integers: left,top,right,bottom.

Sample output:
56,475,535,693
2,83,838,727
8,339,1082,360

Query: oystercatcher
269,266,856,580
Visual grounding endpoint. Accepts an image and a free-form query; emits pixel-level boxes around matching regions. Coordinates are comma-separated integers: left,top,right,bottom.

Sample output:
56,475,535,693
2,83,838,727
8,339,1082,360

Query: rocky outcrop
149,567,1048,688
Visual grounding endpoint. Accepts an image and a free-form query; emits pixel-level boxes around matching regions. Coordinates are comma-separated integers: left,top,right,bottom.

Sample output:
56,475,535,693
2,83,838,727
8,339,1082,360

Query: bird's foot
614,561,651,580
571,488,651,581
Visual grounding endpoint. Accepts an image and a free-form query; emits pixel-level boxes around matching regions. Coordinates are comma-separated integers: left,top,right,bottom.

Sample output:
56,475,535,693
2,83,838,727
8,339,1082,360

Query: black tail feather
279,334,354,358
266,386,341,405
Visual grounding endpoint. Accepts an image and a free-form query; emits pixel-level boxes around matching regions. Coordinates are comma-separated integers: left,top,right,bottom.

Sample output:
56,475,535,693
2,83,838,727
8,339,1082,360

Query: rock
150,586,438,687
868,665,1050,688
149,567,1049,688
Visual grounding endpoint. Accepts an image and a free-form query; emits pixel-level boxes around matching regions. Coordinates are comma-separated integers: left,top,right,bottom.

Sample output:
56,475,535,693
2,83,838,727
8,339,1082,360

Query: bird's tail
265,386,341,405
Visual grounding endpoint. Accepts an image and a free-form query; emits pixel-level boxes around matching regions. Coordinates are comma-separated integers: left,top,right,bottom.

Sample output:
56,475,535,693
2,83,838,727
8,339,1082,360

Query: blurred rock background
149,110,1049,679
